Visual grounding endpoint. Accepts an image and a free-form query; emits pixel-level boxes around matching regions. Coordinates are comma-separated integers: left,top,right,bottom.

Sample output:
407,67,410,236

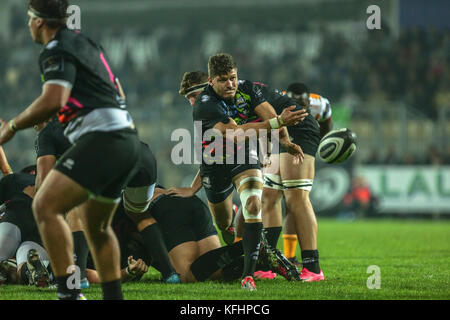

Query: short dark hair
286,83,310,96
28,0,68,29
179,71,208,96
208,53,237,78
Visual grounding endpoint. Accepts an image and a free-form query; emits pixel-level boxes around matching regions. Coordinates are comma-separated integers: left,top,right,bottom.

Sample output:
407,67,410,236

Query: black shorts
0,195,42,245
200,163,260,203
127,142,157,188
280,114,320,157
55,129,141,199
149,194,218,251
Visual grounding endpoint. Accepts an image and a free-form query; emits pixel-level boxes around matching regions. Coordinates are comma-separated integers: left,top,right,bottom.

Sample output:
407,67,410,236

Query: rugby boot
26,249,51,288
258,236,300,281
162,272,181,284
253,270,277,280
241,276,257,291
80,277,90,289
299,268,325,282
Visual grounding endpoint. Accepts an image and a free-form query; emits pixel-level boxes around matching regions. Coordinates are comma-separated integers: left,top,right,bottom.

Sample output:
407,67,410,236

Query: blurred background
0,0,449,218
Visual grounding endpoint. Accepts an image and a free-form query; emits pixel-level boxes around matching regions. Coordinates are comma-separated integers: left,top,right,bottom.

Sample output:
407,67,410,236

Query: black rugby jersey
192,80,266,165
0,173,35,204
39,28,126,125
252,81,301,114
35,117,72,159
38,28,135,144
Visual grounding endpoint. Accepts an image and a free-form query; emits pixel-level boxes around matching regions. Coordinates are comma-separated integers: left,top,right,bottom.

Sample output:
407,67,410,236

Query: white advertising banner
356,166,450,213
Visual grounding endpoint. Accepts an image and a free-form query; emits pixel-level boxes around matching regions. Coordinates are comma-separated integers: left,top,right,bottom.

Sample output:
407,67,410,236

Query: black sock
190,241,244,281
101,279,123,300
242,222,263,278
139,223,175,279
263,227,282,249
72,231,89,279
301,250,321,274
56,274,80,300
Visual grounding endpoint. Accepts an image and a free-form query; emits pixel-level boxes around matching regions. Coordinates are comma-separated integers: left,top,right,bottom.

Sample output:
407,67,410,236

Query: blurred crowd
364,145,450,165
1,8,449,184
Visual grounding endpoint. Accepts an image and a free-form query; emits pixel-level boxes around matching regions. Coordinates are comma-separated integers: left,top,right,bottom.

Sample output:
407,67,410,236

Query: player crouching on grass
125,185,299,285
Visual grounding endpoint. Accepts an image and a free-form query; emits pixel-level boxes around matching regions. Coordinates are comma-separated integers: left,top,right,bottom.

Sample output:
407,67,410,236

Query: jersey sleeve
39,48,77,86
193,95,231,129
244,80,267,109
35,124,57,158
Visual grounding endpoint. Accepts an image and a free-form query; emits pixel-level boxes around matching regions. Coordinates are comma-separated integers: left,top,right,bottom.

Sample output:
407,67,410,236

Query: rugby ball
317,128,357,164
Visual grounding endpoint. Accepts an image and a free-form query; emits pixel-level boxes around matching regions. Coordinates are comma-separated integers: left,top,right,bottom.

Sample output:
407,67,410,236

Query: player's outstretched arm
0,146,12,176
0,83,71,145
214,105,307,144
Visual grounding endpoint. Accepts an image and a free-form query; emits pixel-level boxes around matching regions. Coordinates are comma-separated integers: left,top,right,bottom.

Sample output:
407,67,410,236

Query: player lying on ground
121,185,300,284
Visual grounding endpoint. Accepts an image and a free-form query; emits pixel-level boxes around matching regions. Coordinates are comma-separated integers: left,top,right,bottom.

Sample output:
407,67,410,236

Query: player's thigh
168,241,199,281
262,186,283,207
280,153,315,180
78,198,119,235
262,153,281,176
232,168,262,187
197,235,222,257
32,169,88,219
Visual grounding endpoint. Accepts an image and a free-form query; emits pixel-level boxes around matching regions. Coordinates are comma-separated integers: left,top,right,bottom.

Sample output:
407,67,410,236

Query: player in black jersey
0,0,140,300
170,55,307,290
260,83,324,281
0,164,56,287
34,94,178,285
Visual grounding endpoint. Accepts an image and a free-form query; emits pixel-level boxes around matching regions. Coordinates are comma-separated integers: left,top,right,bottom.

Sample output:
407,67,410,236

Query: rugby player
34,117,91,288
0,165,54,287
170,54,307,290
34,102,177,284
126,185,298,283
262,83,327,281
177,72,324,281
0,0,141,300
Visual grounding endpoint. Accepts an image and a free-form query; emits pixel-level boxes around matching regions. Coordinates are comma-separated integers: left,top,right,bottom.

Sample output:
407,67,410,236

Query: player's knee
244,196,261,217
216,217,232,231
31,197,49,222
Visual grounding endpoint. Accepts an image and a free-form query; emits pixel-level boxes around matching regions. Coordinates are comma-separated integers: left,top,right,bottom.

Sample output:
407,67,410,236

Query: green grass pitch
0,218,449,300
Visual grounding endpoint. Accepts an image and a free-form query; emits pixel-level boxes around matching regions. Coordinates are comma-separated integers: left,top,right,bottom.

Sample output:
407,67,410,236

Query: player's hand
167,187,195,198
0,119,16,145
127,256,148,278
279,106,308,127
280,139,304,164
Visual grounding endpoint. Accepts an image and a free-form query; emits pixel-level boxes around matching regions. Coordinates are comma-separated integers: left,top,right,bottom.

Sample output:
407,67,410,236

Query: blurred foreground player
0,0,141,299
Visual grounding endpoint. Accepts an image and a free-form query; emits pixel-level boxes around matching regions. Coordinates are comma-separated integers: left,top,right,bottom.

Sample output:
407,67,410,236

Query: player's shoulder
193,87,220,111
40,28,92,61
310,92,330,100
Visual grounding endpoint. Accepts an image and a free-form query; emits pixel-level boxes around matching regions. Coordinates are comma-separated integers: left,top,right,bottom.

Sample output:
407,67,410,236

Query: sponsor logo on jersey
62,158,75,170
